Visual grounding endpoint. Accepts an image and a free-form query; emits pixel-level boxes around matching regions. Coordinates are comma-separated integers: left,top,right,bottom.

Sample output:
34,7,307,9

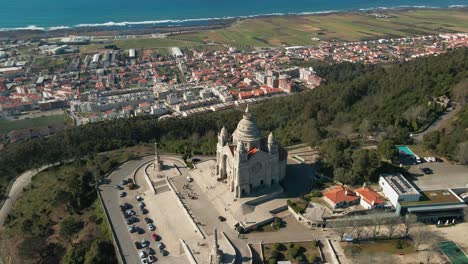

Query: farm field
168,9,468,47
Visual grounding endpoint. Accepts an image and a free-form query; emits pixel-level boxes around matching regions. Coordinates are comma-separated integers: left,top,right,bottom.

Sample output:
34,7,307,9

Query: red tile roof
323,186,359,205
247,147,259,159
355,186,386,206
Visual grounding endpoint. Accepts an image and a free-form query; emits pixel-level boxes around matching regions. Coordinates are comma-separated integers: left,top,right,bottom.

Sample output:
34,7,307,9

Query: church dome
233,105,262,143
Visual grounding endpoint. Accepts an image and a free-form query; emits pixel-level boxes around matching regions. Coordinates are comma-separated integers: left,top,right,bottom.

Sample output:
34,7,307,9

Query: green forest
0,48,467,194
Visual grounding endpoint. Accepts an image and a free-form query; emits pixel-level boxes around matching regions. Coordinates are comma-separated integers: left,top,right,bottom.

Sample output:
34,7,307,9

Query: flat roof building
379,173,420,207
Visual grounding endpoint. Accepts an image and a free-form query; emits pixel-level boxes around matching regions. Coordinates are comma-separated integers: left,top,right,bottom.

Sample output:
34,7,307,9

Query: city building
215,106,287,198
166,93,178,105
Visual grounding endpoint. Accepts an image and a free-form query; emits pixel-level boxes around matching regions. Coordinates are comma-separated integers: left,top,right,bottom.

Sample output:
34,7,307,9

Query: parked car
147,223,155,231
152,233,159,241
121,179,127,185
138,250,147,259
191,157,201,162
144,217,153,224
139,202,146,208
161,249,169,256
114,185,123,190
148,255,156,262
141,208,148,214
120,191,126,198
141,240,150,248
128,225,136,233
145,247,155,255
141,258,149,264
156,242,164,249
135,241,141,249
420,167,433,174
126,209,136,216
136,195,143,201
218,216,226,222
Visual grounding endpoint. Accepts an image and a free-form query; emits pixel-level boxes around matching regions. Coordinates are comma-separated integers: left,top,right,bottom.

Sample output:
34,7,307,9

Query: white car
147,223,155,231
148,255,156,262
138,250,147,259
141,240,150,248
141,258,149,264
136,195,143,201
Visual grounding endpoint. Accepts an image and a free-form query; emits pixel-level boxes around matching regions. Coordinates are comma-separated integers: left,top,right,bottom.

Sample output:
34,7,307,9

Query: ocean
0,0,467,31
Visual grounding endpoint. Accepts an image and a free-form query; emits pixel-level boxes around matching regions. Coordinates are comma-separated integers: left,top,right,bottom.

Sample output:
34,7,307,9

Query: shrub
289,247,298,258
312,240,318,247
268,258,277,264
270,250,281,259
296,255,304,261
272,243,281,251
308,254,319,263
310,190,323,197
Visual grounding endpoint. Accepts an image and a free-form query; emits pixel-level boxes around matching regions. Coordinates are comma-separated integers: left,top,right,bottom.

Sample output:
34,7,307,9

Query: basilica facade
215,106,287,198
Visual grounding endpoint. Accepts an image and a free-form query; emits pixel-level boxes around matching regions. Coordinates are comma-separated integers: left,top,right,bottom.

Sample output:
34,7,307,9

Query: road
412,106,460,143
0,164,56,228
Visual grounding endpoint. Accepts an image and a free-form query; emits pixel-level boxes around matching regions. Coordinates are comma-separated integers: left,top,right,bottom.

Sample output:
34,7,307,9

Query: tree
401,214,417,237
411,223,432,251
378,139,398,161
334,220,350,241
351,220,366,241
370,216,383,239
18,237,47,258
423,131,441,150
59,217,83,242
386,218,400,239
456,141,468,165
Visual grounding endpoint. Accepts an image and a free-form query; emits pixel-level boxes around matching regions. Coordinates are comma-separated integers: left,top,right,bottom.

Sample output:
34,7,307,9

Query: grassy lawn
168,9,468,47
342,238,415,259
263,241,321,263
0,113,67,135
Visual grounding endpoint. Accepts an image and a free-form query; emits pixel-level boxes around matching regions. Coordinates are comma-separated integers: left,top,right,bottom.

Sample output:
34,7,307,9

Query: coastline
0,6,467,40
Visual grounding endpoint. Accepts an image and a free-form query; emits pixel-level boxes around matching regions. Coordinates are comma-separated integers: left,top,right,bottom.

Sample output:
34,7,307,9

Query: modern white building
129,49,136,58
379,173,421,207
171,47,183,57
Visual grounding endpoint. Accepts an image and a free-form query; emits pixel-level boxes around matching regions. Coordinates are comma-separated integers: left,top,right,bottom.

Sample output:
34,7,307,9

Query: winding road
0,164,54,228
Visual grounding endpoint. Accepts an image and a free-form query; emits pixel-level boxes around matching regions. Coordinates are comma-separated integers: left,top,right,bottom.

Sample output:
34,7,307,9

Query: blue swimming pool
396,145,417,157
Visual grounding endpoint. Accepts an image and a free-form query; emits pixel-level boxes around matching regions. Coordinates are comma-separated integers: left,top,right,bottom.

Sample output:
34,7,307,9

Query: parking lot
409,162,468,190
100,156,190,264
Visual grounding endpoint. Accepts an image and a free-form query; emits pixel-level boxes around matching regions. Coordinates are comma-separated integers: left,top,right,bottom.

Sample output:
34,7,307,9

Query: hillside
0,48,467,195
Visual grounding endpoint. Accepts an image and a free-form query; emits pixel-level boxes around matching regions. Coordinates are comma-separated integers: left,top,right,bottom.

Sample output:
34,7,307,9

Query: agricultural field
0,113,68,135
169,9,468,47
